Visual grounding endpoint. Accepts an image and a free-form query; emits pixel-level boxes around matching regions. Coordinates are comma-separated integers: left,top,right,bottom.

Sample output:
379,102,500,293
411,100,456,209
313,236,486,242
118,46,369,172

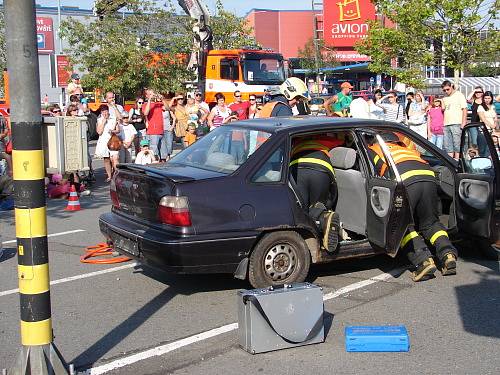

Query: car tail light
110,179,120,208
158,196,192,226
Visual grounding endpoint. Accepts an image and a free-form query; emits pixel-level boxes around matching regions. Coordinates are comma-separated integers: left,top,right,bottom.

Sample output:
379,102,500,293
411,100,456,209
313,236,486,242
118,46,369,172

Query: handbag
5,140,12,154
107,134,123,151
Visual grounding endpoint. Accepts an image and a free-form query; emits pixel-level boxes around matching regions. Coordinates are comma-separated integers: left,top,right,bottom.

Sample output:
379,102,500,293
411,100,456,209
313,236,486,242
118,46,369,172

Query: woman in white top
368,89,385,120
207,92,232,130
477,91,498,132
408,91,428,139
94,105,120,182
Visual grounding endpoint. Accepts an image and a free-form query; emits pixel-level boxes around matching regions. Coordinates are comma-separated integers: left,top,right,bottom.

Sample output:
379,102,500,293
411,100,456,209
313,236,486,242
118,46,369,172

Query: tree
297,38,337,76
59,0,259,98
60,1,193,97
356,0,500,87
209,0,259,49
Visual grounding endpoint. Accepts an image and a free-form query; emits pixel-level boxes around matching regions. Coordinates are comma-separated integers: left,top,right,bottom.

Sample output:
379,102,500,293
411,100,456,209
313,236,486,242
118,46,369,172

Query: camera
230,111,238,117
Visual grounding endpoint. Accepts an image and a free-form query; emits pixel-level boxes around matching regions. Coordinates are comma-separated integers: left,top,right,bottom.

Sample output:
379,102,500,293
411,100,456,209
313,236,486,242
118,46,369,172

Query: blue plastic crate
345,325,410,352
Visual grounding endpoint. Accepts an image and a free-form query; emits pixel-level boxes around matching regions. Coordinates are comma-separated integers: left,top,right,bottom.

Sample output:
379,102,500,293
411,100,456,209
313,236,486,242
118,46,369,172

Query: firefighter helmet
279,78,309,100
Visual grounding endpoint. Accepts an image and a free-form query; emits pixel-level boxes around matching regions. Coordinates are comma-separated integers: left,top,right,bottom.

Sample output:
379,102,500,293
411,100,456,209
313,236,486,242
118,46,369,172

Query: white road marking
0,263,138,297
2,229,87,245
88,267,407,375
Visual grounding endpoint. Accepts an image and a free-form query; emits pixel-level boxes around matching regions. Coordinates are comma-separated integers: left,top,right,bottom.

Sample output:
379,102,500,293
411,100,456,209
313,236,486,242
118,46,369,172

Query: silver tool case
237,282,324,354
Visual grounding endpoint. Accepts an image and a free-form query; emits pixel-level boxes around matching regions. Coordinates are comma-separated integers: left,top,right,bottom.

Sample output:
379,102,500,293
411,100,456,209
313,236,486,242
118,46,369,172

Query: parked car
99,118,499,288
309,97,326,116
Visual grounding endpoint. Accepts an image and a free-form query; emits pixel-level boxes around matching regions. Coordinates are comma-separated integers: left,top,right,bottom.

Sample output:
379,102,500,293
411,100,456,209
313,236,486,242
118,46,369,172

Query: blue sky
34,0,313,16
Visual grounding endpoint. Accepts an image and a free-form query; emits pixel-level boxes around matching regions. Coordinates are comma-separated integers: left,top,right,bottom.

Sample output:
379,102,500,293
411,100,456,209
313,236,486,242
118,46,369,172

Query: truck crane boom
177,0,213,87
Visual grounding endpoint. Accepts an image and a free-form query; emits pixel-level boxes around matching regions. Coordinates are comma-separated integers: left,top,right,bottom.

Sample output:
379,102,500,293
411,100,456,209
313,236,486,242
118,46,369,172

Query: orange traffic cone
65,185,81,211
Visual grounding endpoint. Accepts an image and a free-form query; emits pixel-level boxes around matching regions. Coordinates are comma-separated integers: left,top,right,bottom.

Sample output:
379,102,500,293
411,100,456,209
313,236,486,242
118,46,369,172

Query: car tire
479,239,500,261
248,231,311,289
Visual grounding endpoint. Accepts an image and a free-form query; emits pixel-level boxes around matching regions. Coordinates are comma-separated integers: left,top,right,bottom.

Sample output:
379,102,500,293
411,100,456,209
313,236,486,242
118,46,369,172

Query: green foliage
210,0,259,49
297,38,337,76
357,0,500,87
60,0,258,98
60,0,193,98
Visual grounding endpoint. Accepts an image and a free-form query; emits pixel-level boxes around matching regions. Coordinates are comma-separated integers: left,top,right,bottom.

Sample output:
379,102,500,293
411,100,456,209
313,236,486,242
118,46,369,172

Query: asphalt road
1,157,499,375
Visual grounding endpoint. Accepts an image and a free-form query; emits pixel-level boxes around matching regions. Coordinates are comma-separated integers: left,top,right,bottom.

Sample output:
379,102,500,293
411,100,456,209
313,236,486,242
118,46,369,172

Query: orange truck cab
203,49,286,105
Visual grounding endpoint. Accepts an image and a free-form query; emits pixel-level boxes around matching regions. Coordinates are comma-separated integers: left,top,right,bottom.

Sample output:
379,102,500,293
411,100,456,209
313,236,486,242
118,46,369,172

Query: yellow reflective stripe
430,230,448,245
12,150,45,180
401,231,419,248
21,318,52,346
290,158,335,175
400,169,435,181
15,207,47,238
18,264,50,294
374,155,380,164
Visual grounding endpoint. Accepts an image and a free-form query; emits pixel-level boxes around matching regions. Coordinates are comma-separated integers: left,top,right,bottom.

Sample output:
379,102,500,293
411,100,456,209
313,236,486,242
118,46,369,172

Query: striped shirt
381,103,405,123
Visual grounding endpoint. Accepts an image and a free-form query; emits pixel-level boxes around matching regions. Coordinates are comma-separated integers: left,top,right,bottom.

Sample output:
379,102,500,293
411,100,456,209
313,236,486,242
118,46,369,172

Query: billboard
56,55,71,87
36,17,55,54
323,0,377,48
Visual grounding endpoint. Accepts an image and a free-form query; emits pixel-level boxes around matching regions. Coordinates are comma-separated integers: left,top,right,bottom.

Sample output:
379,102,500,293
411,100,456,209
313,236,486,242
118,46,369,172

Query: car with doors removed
99,118,499,288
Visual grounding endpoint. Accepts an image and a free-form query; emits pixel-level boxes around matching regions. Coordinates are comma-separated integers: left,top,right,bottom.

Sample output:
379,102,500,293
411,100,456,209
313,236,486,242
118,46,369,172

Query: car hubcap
264,243,297,281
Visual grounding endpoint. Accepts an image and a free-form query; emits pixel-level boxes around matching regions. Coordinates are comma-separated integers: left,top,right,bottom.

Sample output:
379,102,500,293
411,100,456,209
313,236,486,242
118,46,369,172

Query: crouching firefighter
369,133,458,281
289,135,343,252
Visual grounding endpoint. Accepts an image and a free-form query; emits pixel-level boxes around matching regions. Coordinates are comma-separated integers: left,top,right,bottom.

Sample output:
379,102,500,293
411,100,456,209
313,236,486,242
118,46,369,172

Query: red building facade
246,0,378,62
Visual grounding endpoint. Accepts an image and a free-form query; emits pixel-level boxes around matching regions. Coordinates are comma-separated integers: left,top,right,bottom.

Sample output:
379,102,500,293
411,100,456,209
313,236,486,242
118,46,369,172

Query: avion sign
324,0,376,48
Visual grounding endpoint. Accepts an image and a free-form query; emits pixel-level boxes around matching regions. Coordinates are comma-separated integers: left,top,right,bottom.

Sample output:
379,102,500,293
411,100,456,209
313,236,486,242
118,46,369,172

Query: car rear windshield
168,126,272,174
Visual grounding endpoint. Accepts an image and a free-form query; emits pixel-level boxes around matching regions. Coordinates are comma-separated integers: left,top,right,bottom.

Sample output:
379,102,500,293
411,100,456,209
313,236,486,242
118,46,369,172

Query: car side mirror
470,157,492,170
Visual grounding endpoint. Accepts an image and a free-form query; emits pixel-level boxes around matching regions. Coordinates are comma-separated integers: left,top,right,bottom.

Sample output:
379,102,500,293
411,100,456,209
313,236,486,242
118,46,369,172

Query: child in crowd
135,139,156,165
427,98,444,149
119,112,136,163
184,123,197,147
45,173,88,199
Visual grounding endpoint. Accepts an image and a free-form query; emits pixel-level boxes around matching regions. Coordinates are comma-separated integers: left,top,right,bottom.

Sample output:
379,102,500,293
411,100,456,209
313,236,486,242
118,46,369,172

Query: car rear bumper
99,212,257,274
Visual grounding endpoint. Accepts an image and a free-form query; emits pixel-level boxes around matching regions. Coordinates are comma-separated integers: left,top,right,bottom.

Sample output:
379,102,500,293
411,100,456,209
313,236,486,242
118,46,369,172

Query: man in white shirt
441,80,467,159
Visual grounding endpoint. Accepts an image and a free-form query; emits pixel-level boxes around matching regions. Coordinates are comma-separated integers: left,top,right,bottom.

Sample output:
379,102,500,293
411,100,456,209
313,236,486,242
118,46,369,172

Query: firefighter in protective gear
290,135,343,252
259,77,310,117
369,133,458,281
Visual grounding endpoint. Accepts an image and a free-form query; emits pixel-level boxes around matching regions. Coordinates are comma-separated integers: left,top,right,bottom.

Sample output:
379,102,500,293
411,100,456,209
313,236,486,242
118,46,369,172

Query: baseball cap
140,139,150,147
71,73,80,80
341,82,354,89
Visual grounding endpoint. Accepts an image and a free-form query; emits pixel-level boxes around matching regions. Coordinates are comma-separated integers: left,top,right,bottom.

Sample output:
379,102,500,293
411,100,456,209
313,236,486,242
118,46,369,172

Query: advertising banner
323,0,376,48
56,55,71,87
36,17,55,54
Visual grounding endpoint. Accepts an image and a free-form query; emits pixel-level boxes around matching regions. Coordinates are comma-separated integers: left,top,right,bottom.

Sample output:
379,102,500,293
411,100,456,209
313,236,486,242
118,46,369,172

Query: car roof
227,116,398,134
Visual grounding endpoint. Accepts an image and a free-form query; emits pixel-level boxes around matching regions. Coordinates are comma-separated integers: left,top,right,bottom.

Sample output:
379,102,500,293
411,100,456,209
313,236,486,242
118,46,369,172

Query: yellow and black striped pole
5,0,67,373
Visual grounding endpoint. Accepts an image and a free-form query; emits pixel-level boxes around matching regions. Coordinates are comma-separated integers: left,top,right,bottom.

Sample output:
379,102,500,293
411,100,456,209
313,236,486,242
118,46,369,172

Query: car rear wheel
248,231,311,289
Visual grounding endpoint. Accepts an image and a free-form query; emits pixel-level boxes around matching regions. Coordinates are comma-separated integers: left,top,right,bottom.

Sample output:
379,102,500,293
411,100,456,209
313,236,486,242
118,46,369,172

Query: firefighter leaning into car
289,135,343,253
368,133,458,281
259,77,310,117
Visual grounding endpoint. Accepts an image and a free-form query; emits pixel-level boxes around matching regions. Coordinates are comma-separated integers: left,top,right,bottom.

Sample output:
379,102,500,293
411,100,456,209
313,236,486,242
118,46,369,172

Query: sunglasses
195,94,202,97
53,110,61,113
249,98,256,101
137,101,144,104
235,95,242,98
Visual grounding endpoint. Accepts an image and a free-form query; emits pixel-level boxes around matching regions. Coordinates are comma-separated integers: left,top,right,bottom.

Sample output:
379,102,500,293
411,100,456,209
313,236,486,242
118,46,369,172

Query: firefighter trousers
290,166,337,211
402,180,458,266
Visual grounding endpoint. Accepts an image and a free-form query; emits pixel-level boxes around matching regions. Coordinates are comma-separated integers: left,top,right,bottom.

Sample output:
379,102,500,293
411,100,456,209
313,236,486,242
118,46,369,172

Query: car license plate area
110,231,139,256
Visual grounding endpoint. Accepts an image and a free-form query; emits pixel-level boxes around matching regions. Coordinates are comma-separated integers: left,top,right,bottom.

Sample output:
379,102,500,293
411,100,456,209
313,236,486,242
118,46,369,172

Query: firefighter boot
412,257,437,282
439,252,457,276
321,210,340,253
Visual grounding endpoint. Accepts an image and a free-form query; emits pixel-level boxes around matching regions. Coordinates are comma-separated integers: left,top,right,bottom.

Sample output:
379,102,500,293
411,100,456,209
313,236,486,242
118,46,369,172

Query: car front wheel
248,231,311,289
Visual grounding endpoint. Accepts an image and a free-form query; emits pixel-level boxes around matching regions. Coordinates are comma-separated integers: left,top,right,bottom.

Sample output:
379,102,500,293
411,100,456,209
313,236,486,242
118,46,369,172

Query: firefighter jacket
290,137,343,180
369,142,435,185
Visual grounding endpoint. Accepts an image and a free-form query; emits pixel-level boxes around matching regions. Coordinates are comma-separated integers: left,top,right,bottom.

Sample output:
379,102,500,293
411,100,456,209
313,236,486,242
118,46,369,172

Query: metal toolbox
237,282,324,354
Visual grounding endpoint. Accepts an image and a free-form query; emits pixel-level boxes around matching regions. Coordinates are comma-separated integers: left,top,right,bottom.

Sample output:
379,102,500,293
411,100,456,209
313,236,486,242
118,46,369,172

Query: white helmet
279,77,309,100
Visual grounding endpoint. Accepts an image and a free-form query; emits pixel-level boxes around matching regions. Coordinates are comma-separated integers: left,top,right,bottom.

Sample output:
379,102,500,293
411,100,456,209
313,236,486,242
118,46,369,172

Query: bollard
5,0,68,373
